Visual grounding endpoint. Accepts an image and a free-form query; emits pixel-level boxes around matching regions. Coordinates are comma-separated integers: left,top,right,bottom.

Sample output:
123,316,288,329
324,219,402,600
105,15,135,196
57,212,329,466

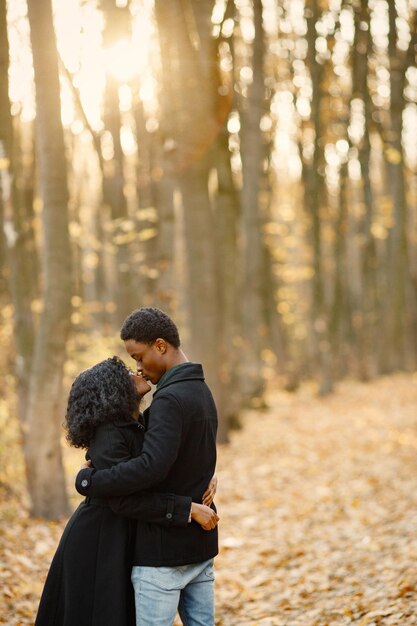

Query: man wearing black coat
76,307,219,626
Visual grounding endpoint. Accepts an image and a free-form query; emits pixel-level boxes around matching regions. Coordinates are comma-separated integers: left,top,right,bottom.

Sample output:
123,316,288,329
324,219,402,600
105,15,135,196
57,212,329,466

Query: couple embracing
35,307,219,626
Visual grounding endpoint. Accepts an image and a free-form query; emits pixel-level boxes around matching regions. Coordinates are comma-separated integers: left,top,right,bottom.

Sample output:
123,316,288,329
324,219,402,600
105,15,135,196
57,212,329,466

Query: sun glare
104,38,138,83
5,0,416,179
8,0,155,131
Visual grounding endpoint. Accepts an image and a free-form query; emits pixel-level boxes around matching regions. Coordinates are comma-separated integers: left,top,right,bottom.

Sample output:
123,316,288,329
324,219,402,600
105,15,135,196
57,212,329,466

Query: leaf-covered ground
1,374,417,625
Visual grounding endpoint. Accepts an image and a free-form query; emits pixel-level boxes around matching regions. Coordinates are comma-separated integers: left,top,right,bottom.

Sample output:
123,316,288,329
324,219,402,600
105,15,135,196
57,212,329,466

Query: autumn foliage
2,373,417,625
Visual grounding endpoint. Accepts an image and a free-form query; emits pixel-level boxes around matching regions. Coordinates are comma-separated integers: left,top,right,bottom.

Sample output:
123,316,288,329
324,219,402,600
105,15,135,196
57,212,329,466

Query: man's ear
154,338,167,354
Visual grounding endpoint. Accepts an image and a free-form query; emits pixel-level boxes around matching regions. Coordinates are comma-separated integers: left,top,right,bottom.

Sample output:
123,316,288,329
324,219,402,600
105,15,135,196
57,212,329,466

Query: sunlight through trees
0,0,416,517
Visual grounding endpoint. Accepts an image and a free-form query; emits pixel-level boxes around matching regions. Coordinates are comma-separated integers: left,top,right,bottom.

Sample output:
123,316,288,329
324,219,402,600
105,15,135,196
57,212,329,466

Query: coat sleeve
86,422,191,527
107,492,191,527
76,394,183,497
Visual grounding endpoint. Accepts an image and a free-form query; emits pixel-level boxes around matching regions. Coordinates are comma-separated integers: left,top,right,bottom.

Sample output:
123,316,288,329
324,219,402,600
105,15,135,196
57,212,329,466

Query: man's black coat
76,362,219,566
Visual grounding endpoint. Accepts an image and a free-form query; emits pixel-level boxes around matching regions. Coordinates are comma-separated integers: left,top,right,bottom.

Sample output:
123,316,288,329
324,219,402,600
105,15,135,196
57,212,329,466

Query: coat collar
154,362,205,396
113,416,144,428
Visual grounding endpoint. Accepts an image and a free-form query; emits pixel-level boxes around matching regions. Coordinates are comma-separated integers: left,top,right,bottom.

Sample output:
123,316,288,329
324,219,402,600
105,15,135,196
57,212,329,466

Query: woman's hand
202,473,217,506
191,503,219,531
130,372,151,397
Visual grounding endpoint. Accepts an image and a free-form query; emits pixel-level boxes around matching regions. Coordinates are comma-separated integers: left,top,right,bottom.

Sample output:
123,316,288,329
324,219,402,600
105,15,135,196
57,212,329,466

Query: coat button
81,479,88,488
166,513,173,519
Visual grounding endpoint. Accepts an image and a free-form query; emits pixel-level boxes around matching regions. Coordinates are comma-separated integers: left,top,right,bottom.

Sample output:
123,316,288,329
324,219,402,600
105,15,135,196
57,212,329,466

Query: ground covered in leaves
1,374,417,625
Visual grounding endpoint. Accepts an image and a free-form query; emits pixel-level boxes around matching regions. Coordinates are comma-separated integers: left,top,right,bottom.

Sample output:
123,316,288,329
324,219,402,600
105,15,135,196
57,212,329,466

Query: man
76,307,219,626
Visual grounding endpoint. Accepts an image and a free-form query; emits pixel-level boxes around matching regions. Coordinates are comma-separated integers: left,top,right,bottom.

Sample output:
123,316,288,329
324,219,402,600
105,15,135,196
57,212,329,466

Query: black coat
35,417,191,626
76,363,218,567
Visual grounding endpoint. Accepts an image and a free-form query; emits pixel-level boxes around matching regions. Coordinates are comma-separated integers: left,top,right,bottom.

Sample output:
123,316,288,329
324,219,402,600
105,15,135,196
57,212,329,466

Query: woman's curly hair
65,356,139,449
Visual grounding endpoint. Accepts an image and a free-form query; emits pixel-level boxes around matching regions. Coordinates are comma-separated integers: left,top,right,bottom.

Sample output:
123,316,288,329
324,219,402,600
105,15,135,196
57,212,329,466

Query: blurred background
0,0,416,521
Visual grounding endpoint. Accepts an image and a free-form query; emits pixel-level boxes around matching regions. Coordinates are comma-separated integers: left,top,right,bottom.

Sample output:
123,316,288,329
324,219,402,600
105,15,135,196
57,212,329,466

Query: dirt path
1,374,417,625
214,374,417,625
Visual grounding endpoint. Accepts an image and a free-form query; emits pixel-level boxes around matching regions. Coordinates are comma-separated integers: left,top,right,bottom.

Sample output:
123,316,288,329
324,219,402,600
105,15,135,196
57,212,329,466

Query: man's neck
157,353,189,388
166,348,188,370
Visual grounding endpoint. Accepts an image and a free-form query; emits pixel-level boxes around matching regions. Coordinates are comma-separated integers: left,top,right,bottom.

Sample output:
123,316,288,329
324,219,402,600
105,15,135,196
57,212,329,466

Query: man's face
124,339,166,385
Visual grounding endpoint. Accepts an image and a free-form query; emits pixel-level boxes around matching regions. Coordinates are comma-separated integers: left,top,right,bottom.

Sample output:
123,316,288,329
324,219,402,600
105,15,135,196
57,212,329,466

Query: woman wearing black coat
35,357,217,626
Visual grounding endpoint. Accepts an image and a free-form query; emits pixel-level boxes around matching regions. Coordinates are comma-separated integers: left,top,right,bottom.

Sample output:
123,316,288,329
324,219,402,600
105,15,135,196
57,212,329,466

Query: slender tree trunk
59,63,108,325
136,63,177,313
330,159,349,376
132,97,158,305
0,0,12,295
26,0,72,518
152,156,177,313
209,19,241,429
101,1,135,324
351,0,379,378
304,0,333,394
238,0,267,400
133,97,154,211
0,0,8,296
263,240,293,384
213,123,240,430
0,1,38,423
0,0,13,294
383,3,416,370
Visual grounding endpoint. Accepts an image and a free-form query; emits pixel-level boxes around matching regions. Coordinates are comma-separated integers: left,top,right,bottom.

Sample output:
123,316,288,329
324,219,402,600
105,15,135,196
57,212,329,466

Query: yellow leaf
138,227,157,241
385,147,402,164
0,157,10,169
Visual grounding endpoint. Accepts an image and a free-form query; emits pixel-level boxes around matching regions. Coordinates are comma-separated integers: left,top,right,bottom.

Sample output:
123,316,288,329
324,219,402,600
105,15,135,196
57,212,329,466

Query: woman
35,356,217,626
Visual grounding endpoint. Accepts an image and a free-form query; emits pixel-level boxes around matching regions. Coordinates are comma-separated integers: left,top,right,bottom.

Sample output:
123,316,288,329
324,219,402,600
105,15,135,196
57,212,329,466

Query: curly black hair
120,307,180,348
65,356,139,449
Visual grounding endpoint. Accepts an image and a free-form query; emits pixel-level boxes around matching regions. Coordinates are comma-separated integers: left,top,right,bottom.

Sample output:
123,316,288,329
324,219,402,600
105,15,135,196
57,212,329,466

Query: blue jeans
131,559,215,626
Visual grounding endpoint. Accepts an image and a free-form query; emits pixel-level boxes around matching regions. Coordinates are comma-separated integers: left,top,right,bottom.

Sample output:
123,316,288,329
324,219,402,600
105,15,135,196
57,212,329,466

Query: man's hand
191,503,219,531
202,473,217,506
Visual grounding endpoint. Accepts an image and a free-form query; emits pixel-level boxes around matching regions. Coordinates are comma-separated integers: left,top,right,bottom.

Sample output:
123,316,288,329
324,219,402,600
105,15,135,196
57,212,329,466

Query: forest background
1,0,417,623
0,0,416,578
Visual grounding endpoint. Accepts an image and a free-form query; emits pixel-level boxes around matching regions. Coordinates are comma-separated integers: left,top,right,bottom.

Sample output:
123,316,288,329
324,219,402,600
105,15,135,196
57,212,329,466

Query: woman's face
130,372,152,396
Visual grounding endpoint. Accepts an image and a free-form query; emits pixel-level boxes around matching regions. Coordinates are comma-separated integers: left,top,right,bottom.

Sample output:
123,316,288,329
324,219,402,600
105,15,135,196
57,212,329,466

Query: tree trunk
383,2,416,370
26,0,72,518
329,159,349,377
152,150,177,313
207,16,241,430
101,1,135,325
213,123,240,431
238,0,268,400
0,0,8,296
351,0,379,378
135,61,177,314
154,0,228,442
132,97,157,306
304,0,333,394
0,1,38,424
0,0,13,295
179,159,224,438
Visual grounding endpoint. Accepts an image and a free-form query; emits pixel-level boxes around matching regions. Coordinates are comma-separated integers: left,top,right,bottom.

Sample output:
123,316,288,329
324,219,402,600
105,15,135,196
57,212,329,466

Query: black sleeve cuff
75,467,96,495
170,495,192,528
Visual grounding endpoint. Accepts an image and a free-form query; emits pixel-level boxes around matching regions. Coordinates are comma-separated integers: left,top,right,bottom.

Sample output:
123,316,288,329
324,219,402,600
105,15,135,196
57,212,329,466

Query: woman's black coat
35,416,191,626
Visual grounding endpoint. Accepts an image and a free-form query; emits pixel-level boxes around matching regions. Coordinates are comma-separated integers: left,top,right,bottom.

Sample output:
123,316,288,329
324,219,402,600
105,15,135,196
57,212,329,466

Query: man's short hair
120,307,180,348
